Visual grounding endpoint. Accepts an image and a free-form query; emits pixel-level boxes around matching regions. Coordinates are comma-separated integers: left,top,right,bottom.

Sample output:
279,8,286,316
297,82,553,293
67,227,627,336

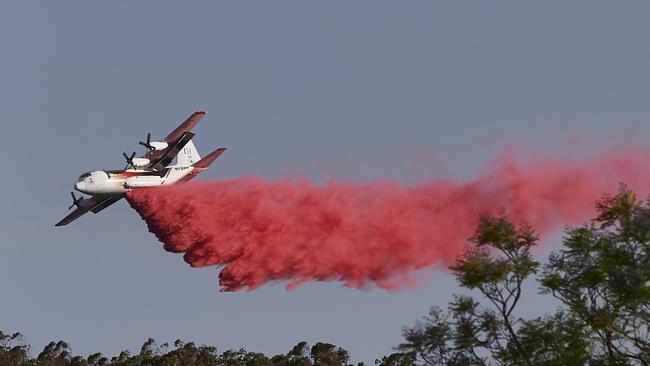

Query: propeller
68,192,83,210
139,133,155,151
123,151,136,170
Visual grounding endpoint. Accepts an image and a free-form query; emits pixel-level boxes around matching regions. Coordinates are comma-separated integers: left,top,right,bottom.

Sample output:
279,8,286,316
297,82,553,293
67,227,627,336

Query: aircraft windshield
78,172,91,181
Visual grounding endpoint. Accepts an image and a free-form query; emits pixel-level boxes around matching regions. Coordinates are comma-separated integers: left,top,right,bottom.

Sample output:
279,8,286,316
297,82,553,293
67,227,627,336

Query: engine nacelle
150,141,168,150
132,157,150,167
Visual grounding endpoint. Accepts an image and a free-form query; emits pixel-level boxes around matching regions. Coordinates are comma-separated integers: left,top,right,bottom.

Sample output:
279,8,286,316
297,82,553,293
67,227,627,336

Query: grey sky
1,1,649,364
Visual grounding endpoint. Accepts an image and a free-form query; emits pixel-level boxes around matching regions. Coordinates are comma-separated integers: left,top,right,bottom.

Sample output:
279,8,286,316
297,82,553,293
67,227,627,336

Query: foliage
0,337,357,366
395,186,650,365
0,331,30,366
541,186,650,364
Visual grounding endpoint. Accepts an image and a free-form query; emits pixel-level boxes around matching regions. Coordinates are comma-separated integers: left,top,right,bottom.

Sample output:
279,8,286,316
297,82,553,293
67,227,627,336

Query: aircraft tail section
176,140,201,166
175,147,227,183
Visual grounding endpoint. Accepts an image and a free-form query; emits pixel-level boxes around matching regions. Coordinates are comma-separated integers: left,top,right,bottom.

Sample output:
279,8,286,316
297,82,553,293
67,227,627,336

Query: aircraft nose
75,181,86,191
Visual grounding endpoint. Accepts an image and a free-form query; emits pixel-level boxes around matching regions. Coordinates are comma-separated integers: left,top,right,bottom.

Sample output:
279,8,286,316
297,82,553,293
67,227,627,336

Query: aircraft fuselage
74,166,203,195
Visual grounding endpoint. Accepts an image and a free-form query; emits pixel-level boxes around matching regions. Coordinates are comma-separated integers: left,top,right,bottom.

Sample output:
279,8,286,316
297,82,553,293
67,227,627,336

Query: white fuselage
74,166,202,195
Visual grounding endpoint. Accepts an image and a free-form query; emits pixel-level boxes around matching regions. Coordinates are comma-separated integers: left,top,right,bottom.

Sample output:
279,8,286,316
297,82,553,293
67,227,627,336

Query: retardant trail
126,151,650,291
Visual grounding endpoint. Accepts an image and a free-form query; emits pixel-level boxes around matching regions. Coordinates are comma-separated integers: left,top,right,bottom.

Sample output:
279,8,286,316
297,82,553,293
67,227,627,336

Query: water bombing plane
55,111,226,226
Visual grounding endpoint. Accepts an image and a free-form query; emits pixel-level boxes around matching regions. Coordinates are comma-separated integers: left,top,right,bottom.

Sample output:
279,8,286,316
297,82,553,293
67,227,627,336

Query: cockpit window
78,172,91,180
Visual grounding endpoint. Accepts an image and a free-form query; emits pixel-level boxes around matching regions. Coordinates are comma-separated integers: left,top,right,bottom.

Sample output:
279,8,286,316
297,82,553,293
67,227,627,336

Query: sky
1,1,650,364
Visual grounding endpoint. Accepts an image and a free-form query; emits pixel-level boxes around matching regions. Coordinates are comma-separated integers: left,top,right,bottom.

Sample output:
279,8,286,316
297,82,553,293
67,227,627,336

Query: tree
36,341,73,366
450,214,541,365
395,187,650,365
0,331,30,366
374,352,414,366
270,341,312,366
397,213,590,365
541,186,650,364
309,343,350,366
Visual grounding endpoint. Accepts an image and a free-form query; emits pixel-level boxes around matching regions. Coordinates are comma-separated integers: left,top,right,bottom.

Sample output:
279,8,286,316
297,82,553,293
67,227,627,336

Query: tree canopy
393,185,650,365
0,334,357,366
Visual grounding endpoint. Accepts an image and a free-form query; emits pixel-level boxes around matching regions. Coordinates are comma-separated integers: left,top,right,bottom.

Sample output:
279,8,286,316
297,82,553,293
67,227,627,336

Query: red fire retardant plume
126,151,650,292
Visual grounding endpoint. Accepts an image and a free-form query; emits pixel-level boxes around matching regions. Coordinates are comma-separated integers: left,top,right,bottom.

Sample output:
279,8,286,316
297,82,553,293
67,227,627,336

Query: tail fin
176,140,201,166
193,147,226,169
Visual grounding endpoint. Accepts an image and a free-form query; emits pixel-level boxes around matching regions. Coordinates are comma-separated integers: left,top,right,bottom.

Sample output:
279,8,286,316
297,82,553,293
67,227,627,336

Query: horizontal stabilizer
193,147,226,169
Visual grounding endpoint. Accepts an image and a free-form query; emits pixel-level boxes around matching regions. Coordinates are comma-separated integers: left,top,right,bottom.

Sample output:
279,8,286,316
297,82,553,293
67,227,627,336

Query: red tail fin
193,147,226,169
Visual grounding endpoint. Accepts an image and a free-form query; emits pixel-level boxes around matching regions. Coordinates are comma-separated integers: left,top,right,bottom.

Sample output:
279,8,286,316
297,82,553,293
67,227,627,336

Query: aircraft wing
144,111,205,170
55,207,89,227
89,195,123,213
164,111,206,143
147,131,195,171
55,195,123,226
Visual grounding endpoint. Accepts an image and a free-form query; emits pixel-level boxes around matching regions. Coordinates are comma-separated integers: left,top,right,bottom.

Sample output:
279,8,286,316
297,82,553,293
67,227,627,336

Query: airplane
55,111,226,227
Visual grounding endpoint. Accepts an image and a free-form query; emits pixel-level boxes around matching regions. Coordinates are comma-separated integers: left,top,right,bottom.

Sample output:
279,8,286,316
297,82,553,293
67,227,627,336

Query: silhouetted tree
396,213,582,365
374,352,414,366
395,187,650,365
37,341,73,366
541,186,650,364
309,343,349,366
0,331,30,365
